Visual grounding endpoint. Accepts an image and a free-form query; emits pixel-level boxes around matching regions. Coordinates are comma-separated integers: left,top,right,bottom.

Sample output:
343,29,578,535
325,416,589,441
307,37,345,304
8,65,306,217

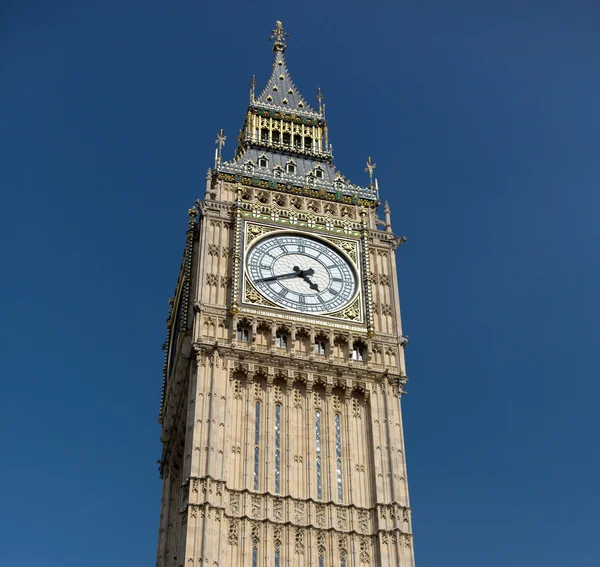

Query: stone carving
338,534,348,559
358,510,368,532
294,501,305,523
294,455,303,464
273,498,283,521
273,526,283,548
359,536,371,563
252,495,261,518
227,520,239,546
293,388,302,409
251,521,260,545
208,244,220,256
206,273,218,287
382,303,393,316
337,508,347,530
220,275,231,288
294,528,305,555
232,380,242,400
229,493,240,514
316,504,325,527
352,398,361,418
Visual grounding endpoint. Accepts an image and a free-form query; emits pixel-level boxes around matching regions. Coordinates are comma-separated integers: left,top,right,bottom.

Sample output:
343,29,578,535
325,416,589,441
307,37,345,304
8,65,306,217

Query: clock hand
301,274,320,291
256,266,311,283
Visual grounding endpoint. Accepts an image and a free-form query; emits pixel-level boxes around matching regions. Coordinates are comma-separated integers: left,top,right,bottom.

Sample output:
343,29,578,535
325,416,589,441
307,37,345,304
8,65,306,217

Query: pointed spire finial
249,75,257,102
269,21,289,53
317,88,324,115
215,129,226,167
365,157,377,187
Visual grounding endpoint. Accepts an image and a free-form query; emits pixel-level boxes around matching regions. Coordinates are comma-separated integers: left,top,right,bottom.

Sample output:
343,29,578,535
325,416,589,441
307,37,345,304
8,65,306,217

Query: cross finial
249,75,257,102
316,87,324,115
365,157,377,187
269,21,289,53
215,129,226,167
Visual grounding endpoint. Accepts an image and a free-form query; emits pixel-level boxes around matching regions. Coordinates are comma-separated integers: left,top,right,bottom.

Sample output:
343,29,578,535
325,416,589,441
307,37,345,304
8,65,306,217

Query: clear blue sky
1,1,599,565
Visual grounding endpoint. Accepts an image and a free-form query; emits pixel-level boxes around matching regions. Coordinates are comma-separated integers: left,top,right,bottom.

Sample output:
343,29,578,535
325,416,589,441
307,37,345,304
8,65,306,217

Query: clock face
246,233,358,314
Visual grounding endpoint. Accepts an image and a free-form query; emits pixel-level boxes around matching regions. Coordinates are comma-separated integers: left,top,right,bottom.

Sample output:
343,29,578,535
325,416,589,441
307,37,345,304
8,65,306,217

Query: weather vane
214,129,226,167
365,156,377,187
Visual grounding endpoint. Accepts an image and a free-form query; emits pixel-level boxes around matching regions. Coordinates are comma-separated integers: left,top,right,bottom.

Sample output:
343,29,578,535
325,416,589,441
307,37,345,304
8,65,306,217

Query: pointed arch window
237,325,249,343
254,401,261,490
352,342,365,361
286,161,296,174
275,403,281,493
258,155,268,169
314,166,324,179
314,340,326,356
335,413,343,502
315,410,322,499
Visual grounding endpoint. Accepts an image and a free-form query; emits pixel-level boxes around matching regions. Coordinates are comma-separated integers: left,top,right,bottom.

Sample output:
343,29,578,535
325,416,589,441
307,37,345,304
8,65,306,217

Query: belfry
156,21,416,567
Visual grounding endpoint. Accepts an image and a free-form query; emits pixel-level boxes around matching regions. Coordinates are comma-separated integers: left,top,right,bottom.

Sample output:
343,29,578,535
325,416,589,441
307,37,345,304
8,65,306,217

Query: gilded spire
269,20,289,53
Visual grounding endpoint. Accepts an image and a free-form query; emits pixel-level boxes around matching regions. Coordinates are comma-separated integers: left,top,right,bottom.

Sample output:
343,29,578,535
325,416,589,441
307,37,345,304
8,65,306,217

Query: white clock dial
246,233,358,314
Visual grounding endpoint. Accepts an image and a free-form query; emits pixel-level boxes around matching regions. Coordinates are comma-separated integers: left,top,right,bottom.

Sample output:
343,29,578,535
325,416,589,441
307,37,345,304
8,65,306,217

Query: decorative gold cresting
269,20,289,53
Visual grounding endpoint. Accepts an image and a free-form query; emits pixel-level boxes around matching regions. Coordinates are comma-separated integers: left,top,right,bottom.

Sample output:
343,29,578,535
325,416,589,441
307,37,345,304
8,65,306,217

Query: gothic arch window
314,166,324,179
286,160,296,174
254,400,261,490
305,136,313,151
282,132,291,146
275,330,288,349
237,324,249,343
335,413,343,502
258,154,268,169
274,403,281,493
261,128,269,142
314,336,327,356
315,409,322,499
352,341,366,362
272,130,280,144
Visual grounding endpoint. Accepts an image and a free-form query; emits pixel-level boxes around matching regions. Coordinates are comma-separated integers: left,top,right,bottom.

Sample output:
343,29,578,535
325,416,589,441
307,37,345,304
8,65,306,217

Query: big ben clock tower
156,22,416,567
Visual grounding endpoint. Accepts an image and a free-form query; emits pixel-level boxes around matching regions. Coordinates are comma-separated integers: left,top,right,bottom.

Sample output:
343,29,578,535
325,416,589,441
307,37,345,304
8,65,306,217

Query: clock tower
157,22,416,567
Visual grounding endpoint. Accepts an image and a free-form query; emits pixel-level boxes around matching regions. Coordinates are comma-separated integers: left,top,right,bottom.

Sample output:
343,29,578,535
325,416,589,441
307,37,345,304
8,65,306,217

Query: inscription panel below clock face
246,233,358,315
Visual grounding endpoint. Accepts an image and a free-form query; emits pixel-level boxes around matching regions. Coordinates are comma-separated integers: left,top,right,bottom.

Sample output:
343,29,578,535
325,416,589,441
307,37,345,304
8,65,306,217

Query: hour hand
301,274,319,291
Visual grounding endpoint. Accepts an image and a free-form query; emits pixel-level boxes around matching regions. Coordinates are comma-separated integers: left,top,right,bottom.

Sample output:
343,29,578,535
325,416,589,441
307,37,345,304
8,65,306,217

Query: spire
256,21,317,115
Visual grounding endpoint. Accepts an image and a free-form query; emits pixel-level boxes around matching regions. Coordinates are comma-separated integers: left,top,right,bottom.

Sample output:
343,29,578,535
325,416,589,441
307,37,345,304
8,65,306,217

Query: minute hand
256,271,302,283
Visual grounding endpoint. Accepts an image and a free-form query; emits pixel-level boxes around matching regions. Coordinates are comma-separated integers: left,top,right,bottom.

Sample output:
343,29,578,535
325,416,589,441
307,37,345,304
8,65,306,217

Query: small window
259,157,268,168
282,132,291,146
237,326,249,342
272,131,280,144
287,162,296,174
261,129,269,142
352,343,365,361
266,95,273,102
314,341,326,356
305,137,313,150
282,98,288,105
298,102,304,108
275,332,288,349
288,89,294,94
273,85,278,91
315,168,323,179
